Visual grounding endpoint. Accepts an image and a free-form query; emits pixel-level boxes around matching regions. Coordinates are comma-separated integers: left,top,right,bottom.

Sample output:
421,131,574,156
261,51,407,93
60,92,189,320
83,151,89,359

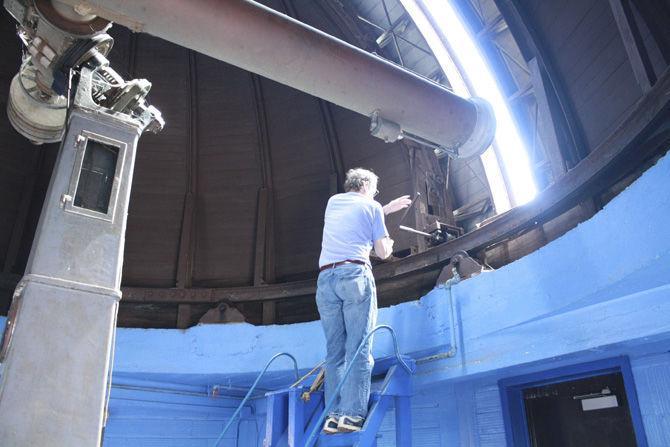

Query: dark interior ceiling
0,0,461,326
0,0,669,328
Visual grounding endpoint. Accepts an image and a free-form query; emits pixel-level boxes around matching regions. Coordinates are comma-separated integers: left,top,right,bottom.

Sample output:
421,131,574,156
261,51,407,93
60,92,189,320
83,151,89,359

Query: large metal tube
57,0,495,156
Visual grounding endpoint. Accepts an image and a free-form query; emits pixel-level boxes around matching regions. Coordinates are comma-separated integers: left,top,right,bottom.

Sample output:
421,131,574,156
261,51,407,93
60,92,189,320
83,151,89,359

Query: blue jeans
316,263,377,418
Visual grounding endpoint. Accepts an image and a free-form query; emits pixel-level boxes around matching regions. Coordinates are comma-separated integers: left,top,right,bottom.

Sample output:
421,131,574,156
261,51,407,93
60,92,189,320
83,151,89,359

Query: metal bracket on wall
436,250,485,284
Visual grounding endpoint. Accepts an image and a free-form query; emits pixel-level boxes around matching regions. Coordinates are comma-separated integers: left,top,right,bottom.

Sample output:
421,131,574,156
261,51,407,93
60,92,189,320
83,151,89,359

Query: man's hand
383,195,412,215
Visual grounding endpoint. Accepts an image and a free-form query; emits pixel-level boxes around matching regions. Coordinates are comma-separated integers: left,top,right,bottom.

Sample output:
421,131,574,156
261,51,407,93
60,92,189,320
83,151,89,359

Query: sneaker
337,415,365,432
322,415,339,434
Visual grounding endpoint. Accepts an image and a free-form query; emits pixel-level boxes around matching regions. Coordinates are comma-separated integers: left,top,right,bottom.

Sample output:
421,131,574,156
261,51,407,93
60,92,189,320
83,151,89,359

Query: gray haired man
316,168,411,433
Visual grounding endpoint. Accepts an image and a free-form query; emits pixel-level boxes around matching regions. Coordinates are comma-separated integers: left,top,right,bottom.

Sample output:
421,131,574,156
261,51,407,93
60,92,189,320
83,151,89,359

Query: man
316,168,411,434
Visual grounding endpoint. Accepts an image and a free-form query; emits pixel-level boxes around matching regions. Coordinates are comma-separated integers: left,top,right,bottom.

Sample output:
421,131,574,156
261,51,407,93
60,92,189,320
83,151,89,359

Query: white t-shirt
318,192,389,268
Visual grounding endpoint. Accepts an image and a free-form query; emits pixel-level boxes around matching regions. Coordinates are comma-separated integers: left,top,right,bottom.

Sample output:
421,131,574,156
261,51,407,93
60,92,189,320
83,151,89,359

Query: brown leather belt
319,259,366,272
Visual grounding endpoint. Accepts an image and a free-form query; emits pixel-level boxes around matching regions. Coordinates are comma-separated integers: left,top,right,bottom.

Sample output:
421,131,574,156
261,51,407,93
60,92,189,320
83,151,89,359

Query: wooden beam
123,279,315,303
406,147,426,254
251,75,274,280
609,0,656,93
476,14,508,39
175,193,195,289
122,67,670,306
528,57,567,181
318,100,345,195
122,270,438,305
253,188,269,286
494,0,589,165
176,304,191,329
262,301,277,326
251,74,276,324
175,50,199,292
507,83,533,103
631,0,670,64
259,275,275,320
175,51,198,328
264,190,276,284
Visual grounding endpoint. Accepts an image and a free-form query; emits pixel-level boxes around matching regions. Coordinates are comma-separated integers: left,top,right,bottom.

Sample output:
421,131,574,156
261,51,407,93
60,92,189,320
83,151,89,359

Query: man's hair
344,168,378,193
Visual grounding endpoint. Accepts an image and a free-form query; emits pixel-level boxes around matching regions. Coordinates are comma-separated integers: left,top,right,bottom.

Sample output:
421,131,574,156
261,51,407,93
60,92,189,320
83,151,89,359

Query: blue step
372,354,416,377
263,355,415,447
317,431,365,446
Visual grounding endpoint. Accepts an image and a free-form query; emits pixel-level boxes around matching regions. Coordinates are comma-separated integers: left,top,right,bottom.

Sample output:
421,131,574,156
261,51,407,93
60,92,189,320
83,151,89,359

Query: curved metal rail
212,352,300,447
304,325,411,447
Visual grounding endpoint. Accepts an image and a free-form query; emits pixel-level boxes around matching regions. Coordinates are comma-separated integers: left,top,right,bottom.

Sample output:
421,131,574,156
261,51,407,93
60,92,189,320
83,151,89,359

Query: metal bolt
60,194,73,207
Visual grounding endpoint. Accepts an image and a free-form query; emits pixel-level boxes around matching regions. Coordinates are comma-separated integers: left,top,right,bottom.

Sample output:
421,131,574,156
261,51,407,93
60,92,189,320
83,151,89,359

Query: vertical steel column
0,105,144,446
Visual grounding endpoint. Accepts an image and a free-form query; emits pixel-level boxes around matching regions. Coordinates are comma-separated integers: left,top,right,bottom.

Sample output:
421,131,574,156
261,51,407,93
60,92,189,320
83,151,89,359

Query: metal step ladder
263,326,416,447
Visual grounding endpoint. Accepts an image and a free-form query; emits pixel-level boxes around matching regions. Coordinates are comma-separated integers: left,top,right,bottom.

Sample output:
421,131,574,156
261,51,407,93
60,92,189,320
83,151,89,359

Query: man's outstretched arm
382,195,412,215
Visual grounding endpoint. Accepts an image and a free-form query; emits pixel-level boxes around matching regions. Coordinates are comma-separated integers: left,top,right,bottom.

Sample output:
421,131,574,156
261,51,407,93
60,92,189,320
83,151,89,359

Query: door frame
499,356,648,447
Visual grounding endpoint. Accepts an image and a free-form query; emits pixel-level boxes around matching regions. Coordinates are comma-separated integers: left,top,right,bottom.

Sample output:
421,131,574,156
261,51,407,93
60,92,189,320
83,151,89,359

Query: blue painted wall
366,350,670,447
1,153,668,445
631,353,670,446
103,382,261,446
99,351,670,446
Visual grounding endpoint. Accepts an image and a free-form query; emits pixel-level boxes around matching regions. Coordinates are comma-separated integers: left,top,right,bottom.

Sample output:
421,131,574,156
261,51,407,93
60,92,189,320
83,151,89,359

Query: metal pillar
0,89,144,446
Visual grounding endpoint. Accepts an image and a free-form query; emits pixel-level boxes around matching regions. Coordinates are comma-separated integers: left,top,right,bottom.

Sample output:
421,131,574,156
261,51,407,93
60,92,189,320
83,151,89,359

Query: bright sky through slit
402,0,537,207
400,0,510,212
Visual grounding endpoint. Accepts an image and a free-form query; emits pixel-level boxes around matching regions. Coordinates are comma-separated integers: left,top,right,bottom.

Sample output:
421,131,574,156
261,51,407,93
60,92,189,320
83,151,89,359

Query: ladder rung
318,431,363,446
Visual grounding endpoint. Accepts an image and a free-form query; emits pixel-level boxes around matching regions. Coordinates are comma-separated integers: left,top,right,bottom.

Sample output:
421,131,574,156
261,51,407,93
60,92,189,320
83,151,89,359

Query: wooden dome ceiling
0,0,455,327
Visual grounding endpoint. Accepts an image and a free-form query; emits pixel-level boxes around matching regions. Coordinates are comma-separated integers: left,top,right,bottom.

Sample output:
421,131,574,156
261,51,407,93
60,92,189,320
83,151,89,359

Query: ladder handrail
213,352,300,447
304,324,411,447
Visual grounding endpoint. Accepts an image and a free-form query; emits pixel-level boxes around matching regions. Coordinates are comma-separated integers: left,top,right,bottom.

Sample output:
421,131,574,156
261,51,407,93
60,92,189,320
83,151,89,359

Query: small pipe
304,325,411,447
416,269,461,364
211,383,272,396
399,225,432,238
111,383,220,399
213,352,299,447
110,377,208,395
